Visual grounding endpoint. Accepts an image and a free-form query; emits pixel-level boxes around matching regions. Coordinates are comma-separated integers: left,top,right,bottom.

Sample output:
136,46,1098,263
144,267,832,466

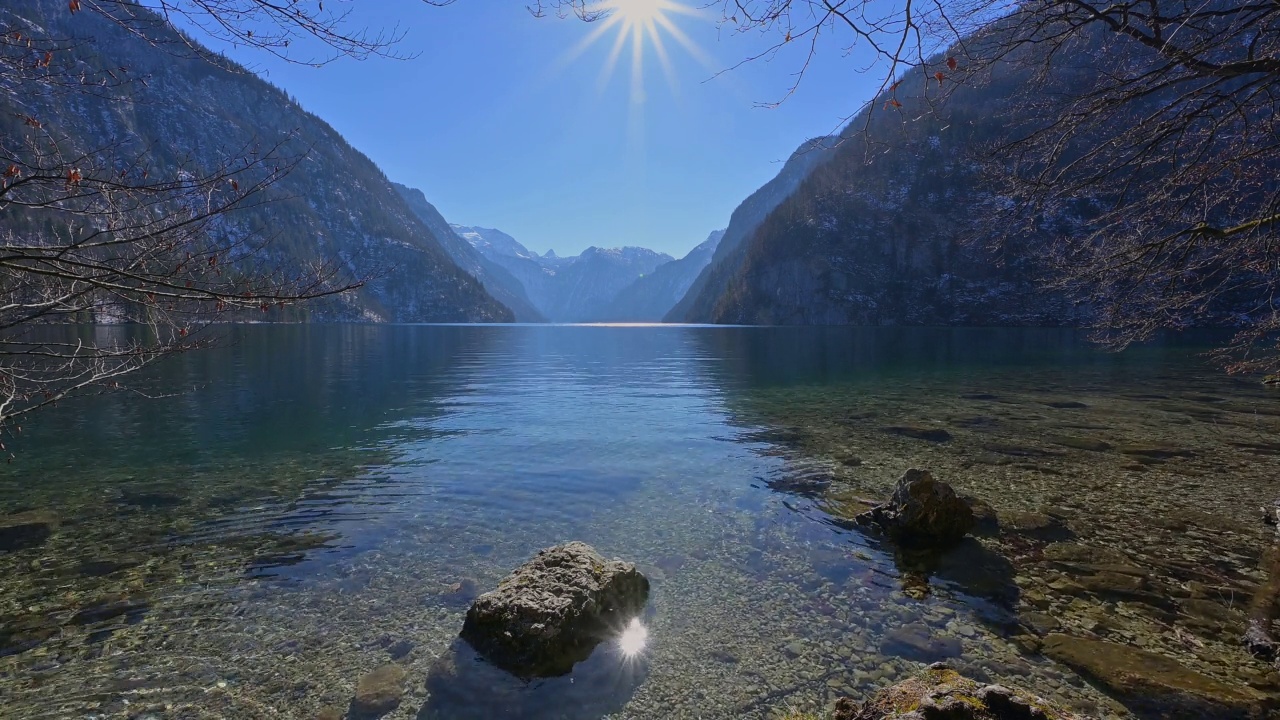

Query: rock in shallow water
880,623,962,663
0,510,59,552
350,663,406,718
859,469,975,548
833,664,1089,719
460,541,649,678
1042,634,1267,718
880,426,954,443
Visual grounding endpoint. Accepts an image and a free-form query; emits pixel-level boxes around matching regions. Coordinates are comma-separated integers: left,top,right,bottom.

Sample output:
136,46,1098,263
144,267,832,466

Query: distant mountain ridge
450,224,678,322
2,0,511,323
604,230,725,322
392,185,546,322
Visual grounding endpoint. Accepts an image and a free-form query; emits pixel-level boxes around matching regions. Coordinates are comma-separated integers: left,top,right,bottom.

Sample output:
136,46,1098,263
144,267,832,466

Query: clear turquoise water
0,325,1276,719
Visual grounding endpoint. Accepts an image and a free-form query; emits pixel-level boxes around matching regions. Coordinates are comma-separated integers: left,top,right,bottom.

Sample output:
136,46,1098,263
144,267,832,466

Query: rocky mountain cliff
604,230,725,322
1,0,511,323
667,11,1272,329
666,137,841,322
671,52,1093,326
670,58,1081,325
392,185,545,322
453,226,674,322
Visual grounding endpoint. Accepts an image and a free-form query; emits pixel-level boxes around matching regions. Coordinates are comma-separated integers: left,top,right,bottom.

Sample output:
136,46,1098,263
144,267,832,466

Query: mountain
665,137,841,322
392,185,546,322
452,226,542,262
1,0,511,323
452,226,674,322
669,51,1080,325
602,230,725,322
548,246,674,322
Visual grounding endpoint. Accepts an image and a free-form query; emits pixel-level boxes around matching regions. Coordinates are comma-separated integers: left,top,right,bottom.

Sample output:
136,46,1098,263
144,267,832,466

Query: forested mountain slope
665,137,842,322
0,0,511,323
671,61,1081,325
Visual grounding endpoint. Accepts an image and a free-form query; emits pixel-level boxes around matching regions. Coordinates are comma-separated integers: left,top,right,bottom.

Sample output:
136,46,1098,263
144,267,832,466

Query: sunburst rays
561,0,711,106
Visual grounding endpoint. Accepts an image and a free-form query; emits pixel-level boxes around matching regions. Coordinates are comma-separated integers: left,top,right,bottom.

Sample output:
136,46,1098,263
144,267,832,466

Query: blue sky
216,1,883,258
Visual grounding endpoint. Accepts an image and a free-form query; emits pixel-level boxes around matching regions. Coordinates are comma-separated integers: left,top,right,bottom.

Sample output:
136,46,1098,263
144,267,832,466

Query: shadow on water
417,638,649,720
891,539,1021,622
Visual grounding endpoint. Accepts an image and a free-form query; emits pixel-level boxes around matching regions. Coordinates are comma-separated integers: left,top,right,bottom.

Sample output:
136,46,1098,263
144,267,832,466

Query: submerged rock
858,469,975,548
1042,634,1266,718
880,624,962,663
0,509,59,552
1047,435,1112,452
1116,445,1195,462
350,663,406,718
999,511,1074,541
0,613,59,657
460,541,649,678
1045,401,1089,409
963,496,1001,537
832,664,1088,719
68,594,149,625
880,426,953,443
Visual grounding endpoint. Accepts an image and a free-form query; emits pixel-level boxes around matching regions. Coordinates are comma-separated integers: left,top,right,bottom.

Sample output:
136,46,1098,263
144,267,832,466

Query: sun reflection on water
618,617,649,657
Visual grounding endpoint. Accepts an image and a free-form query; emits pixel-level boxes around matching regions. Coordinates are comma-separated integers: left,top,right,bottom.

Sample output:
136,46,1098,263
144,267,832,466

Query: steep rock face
677,22,1270,329
602,230,725,322
1,0,510,323
674,71,1083,326
455,227,673,322
666,137,841,322
452,226,542,262
670,30,1117,327
393,185,545,322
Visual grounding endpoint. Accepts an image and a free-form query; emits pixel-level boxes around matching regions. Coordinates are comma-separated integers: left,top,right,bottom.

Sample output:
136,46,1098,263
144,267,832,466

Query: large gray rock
859,469,975,547
460,542,649,678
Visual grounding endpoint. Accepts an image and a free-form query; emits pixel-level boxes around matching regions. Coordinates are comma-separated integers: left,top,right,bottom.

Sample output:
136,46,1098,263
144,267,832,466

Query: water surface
0,325,1276,719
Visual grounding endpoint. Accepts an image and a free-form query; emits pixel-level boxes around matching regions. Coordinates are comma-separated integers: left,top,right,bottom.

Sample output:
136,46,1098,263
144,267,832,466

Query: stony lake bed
0,325,1277,719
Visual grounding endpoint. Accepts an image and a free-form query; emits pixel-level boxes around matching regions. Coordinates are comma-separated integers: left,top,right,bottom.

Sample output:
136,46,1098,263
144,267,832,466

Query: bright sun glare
618,617,649,656
564,0,708,105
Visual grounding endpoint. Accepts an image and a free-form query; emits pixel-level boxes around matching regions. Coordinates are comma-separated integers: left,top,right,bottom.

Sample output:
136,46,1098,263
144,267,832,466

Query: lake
0,325,1277,719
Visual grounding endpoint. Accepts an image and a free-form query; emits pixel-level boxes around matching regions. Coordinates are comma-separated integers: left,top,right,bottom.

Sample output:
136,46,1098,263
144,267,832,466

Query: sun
561,0,709,106
609,0,668,23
